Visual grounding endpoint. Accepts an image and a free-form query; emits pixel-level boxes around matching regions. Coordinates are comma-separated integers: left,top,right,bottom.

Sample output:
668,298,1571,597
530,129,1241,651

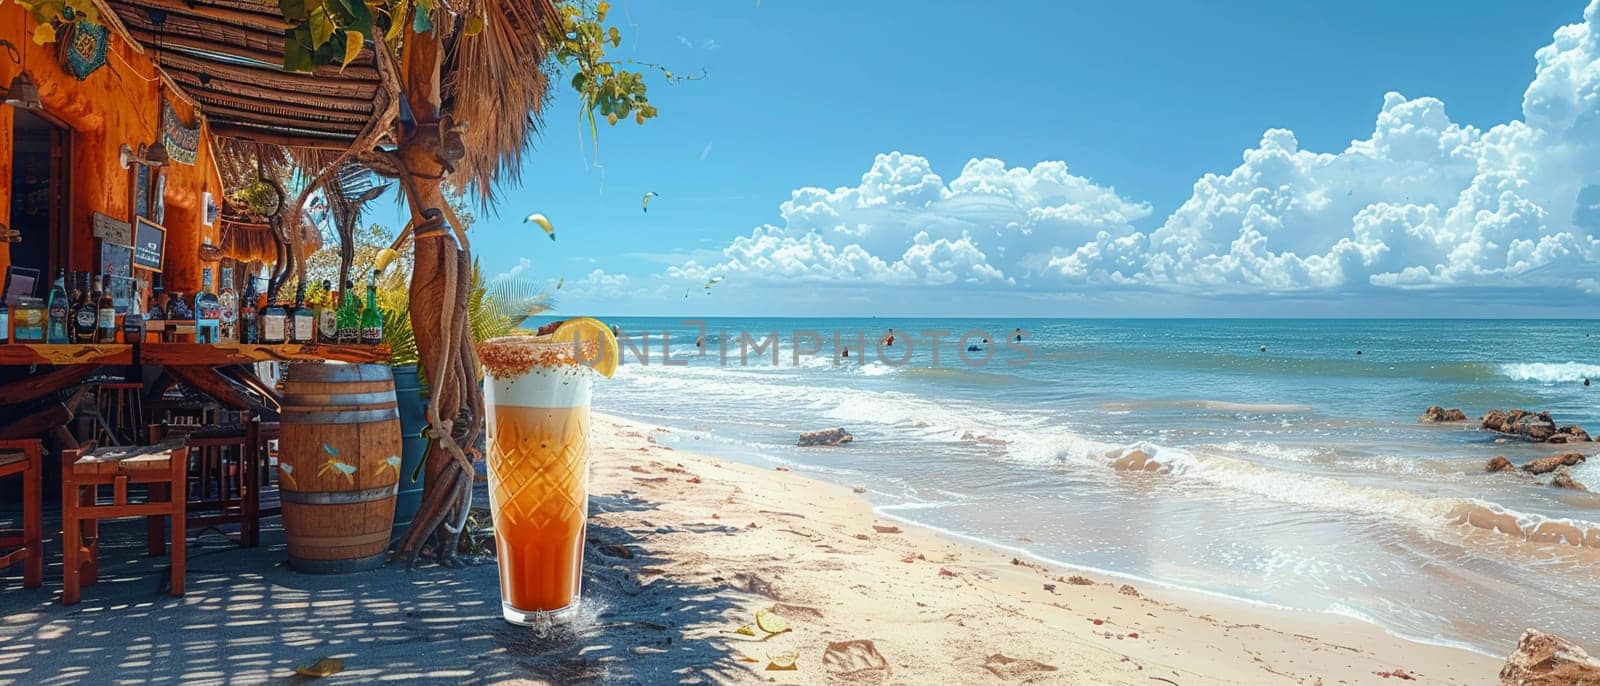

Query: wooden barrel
278,363,401,573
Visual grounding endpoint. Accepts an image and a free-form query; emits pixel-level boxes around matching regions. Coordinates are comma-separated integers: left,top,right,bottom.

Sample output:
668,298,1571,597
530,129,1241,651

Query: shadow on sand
0,492,749,684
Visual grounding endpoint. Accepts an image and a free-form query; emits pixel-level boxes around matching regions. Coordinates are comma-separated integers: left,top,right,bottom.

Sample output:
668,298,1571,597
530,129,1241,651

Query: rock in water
798,428,853,447
822,640,890,677
1487,456,1515,473
1481,409,1592,443
1420,406,1468,422
1500,629,1600,685
1522,452,1587,475
1551,466,1589,492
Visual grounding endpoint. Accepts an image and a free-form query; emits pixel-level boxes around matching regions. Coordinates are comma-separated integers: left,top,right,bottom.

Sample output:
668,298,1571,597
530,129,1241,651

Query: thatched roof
100,0,560,200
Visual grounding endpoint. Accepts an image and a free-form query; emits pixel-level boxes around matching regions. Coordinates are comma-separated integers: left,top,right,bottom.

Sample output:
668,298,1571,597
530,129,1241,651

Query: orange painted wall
0,8,222,294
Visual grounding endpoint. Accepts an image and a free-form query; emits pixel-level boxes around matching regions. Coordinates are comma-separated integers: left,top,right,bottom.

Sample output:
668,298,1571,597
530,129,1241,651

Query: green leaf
283,25,315,72
309,8,335,46
279,0,308,22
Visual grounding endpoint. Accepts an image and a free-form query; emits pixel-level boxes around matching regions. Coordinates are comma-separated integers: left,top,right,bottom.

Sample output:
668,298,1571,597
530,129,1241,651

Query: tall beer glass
479,336,595,628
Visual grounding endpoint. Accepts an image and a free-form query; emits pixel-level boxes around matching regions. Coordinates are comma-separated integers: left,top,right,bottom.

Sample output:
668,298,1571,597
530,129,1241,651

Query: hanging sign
92,211,132,245
162,99,200,166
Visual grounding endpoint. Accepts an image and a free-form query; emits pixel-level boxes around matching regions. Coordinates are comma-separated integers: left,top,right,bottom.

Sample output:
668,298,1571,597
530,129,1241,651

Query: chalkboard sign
133,217,165,271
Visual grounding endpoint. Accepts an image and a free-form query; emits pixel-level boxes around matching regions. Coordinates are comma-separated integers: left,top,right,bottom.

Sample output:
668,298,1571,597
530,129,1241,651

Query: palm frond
377,267,420,367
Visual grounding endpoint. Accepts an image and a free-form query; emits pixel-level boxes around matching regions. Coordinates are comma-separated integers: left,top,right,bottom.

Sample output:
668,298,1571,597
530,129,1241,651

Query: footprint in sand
982,653,1059,680
823,639,890,679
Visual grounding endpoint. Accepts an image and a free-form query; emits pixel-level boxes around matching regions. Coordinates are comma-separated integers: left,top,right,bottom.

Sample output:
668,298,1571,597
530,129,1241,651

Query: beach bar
0,0,438,603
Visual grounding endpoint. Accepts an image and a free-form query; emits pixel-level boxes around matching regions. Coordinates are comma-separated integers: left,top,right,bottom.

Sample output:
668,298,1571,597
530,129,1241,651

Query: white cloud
677,35,719,51
499,257,535,280
668,151,1145,288
663,0,1600,304
571,268,631,299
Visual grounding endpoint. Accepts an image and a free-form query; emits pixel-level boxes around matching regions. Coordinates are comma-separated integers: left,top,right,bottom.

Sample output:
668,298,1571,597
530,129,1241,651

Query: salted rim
477,335,600,378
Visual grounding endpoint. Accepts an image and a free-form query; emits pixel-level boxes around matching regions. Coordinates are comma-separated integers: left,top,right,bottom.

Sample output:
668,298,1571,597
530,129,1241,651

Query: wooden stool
182,421,262,547
61,441,188,605
95,383,144,446
0,440,43,589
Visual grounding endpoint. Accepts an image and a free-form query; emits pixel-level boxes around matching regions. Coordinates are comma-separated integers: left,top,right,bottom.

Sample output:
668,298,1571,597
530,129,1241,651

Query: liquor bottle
317,279,338,343
167,281,189,320
46,268,69,343
123,283,144,344
261,286,286,344
239,277,259,344
71,272,96,343
291,282,314,343
146,274,167,341
195,268,221,343
359,271,383,345
0,271,9,344
336,279,360,344
218,274,238,343
96,275,117,343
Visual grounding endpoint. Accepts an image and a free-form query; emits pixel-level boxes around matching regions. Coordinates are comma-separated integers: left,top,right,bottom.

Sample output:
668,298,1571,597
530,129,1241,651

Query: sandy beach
0,410,1516,684
578,412,1503,684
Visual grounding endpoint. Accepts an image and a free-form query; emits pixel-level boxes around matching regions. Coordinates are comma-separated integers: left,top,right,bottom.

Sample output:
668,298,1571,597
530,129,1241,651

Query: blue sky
410,0,1600,317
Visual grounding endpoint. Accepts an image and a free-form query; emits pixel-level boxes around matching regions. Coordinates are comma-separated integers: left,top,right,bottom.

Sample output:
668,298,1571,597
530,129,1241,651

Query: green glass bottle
336,279,360,344
359,272,382,345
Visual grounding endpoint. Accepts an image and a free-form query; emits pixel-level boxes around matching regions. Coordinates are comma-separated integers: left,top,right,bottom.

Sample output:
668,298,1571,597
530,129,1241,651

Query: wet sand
584,412,1502,684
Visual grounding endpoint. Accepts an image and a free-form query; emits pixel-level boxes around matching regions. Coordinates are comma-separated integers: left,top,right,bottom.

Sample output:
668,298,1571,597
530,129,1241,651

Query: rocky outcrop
1499,629,1600,685
1551,467,1588,492
1522,452,1587,475
798,428,853,447
1548,426,1592,444
1487,456,1515,473
1482,410,1591,443
1420,406,1468,422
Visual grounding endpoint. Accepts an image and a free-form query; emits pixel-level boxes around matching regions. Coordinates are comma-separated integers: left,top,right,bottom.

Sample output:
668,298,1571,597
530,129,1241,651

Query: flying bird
704,275,724,289
555,277,565,290
642,191,660,213
524,213,555,240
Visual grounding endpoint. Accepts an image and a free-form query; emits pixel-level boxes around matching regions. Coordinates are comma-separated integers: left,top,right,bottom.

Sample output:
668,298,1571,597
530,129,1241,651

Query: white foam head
485,365,592,408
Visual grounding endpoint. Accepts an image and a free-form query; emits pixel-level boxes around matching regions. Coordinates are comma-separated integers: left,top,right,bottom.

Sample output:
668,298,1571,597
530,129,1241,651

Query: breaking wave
1497,362,1600,384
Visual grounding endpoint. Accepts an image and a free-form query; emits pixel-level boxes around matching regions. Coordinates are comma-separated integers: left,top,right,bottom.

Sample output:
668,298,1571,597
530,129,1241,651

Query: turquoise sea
564,317,1600,655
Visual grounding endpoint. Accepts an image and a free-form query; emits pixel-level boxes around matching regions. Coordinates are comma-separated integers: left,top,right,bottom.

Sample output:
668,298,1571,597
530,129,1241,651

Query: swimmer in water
695,335,704,349
842,347,850,358
1259,345,1267,353
1586,378,1592,387
1013,327,1023,343
882,328,895,347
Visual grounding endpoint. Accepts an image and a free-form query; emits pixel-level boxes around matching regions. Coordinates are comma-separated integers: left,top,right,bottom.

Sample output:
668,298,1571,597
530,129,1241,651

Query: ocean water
564,317,1600,655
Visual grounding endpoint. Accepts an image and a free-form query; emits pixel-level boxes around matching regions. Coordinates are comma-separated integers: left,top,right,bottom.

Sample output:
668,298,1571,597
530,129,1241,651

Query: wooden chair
0,439,43,589
61,440,188,605
181,420,262,547
94,383,144,446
